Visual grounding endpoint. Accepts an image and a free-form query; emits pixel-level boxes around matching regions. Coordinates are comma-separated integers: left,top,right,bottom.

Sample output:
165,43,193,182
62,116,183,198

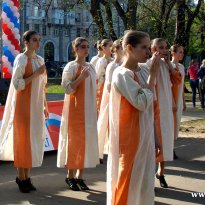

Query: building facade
20,0,100,62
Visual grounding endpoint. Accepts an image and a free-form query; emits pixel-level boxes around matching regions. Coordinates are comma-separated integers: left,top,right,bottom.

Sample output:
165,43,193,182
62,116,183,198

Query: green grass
46,85,64,94
184,76,192,102
45,77,194,102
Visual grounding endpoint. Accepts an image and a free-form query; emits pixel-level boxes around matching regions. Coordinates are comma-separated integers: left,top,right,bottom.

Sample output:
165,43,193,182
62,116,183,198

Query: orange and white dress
146,59,174,162
171,62,184,139
57,61,99,169
0,53,46,168
98,61,119,159
107,66,155,205
95,57,111,114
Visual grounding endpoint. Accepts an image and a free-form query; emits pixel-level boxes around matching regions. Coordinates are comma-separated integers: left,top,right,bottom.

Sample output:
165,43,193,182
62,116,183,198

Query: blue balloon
2,46,8,52
2,2,7,8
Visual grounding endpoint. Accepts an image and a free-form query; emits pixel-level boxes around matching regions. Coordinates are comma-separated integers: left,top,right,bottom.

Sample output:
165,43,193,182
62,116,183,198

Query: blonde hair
72,37,88,56
170,44,183,54
122,30,149,50
101,39,112,48
72,37,88,49
151,38,167,49
111,39,122,53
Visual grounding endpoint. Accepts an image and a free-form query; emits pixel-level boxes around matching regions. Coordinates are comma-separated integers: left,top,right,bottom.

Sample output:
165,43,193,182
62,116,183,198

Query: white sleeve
113,71,153,111
61,63,76,95
12,56,27,91
96,60,106,85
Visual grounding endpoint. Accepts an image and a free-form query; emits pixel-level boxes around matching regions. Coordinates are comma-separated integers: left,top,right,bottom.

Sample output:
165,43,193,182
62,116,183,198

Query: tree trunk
90,0,107,38
174,0,186,47
101,0,117,40
126,0,138,30
174,0,203,50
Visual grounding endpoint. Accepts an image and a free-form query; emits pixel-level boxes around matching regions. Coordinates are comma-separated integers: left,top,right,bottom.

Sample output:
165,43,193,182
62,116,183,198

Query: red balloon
2,24,8,30
7,34,14,41
2,67,8,73
4,72,12,78
12,0,20,7
12,39,19,45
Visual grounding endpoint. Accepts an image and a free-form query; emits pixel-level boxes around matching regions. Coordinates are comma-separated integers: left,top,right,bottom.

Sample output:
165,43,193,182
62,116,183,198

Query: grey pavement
0,99,204,205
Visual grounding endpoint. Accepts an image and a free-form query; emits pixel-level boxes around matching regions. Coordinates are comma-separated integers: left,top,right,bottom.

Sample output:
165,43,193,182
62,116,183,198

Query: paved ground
0,100,204,205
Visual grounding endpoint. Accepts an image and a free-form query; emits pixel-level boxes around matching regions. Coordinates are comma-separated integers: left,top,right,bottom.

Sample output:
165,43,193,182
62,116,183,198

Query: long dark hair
22,30,39,43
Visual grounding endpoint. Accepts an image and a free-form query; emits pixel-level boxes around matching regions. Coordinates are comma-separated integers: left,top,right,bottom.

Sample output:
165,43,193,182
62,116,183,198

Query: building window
76,13,81,22
77,28,81,37
34,6,38,17
42,26,47,36
26,24,29,31
86,28,89,37
54,29,59,36
53,0,58,7
34,24,39,32
64,29,69,36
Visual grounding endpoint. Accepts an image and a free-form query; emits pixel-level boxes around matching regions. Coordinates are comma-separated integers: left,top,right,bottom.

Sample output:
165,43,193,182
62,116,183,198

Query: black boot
76,179,90,190
16,177,30,193
174,150,178,160
26,178,37,191
156,174,168,188
65,178,80,191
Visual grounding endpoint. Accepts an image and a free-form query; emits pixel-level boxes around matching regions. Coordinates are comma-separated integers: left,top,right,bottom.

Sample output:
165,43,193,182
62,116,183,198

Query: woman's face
131,37,150,63
76,41,89,58
115,47,124,58
103,41,113,56
153,41,167,58
26,34,41,51
173,47,184,61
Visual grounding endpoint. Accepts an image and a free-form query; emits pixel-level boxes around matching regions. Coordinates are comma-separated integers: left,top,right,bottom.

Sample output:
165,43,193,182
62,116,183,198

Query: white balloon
8,22,14,29
4,39,10,46
10,1,14,7
2,34,8,41
2,16,9,24
13,28,19,34
2,56,8,63
1,12,7,19
16,34,20,40
8,67,13,73
4,61,10,68
13,6,18,13
14,50,20,56
11,45,15,51
16,13,20,18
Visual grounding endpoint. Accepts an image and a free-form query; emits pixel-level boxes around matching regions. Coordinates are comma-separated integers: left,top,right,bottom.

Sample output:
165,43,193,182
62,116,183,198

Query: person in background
197,59,205,109
170,45,186,159
90,40,104,68
98,39,124,163
147,38,182,188
95,39,113,114
187,59,199,108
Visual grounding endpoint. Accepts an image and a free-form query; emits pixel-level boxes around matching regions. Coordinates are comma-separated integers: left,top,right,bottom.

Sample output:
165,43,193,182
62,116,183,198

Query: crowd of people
0,29,191,205
187,59,205,109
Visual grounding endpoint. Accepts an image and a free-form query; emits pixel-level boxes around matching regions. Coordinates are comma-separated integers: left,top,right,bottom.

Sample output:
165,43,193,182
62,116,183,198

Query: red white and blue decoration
1,0,21,78
0,101,63,152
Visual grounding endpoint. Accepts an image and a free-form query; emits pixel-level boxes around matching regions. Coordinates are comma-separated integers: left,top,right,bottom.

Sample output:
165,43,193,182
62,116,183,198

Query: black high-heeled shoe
16,177,30,193
65,178,80,191
156,174,168,188
26,178,37,191
174,150,178,160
